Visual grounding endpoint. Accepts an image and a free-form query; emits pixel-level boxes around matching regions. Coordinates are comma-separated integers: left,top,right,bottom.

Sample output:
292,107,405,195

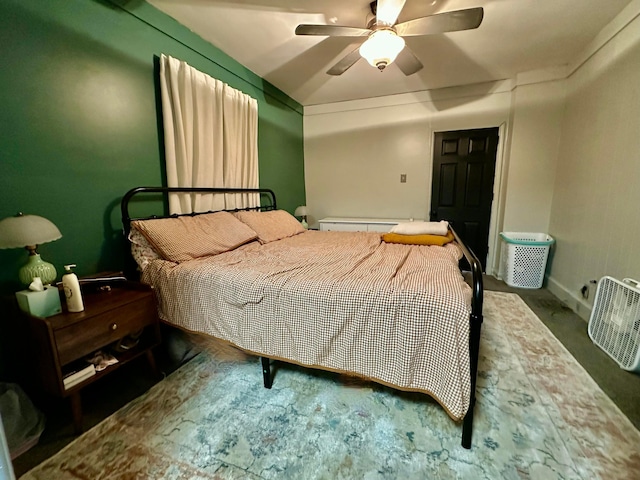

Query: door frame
428,122,508,275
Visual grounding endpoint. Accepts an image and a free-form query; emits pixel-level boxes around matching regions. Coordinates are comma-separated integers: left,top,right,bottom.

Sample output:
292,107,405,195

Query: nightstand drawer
55,294,156,366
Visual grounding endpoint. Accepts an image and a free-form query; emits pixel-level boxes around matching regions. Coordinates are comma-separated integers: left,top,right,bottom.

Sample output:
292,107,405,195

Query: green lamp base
19,253,58,286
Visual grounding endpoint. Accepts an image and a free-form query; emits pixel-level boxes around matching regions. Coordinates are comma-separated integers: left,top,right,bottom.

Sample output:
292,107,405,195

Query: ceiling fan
295,0,483,76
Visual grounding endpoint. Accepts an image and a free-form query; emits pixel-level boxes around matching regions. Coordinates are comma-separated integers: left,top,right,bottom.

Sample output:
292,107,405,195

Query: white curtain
159,54,259,214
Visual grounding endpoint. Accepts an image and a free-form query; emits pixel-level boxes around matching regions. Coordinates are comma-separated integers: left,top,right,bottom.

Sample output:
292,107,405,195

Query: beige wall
304,84,511,225
546,12,640,319
304,80,566,273
304,3,639,292
304,84,513,272
502,81,566,233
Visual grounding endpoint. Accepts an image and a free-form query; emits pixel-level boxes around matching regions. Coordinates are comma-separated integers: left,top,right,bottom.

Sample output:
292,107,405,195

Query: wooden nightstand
21,283,161,433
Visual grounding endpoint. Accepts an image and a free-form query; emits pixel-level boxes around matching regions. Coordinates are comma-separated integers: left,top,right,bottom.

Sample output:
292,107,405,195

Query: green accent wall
0,0,304,378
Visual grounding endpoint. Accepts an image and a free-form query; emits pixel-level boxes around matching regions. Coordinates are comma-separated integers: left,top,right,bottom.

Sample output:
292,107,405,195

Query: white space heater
588,276,640,372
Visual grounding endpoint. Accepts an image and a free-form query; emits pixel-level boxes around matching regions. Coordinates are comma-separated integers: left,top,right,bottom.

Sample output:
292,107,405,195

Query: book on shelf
63,364,96,390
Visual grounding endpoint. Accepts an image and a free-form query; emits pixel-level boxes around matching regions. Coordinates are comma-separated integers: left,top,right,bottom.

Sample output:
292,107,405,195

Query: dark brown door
430,128,499,269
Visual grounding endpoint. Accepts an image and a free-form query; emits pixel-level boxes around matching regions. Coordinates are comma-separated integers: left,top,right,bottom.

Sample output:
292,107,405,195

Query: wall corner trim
111,0,303,115
304,80,514,116
566,0,640,78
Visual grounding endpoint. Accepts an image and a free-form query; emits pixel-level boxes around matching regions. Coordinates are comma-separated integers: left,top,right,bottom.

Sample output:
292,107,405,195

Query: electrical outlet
400,174,407,183
581,285,589,298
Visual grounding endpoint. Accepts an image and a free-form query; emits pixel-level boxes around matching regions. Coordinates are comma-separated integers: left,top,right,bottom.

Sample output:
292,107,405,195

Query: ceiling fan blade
395,7,484,36
395,47,423,76
327,46,363,75
375,0,407,26
296,24,371,37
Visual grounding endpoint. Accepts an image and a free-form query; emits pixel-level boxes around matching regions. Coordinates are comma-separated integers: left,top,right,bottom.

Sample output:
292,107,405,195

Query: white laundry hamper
499,232,554,289
588,276,640,372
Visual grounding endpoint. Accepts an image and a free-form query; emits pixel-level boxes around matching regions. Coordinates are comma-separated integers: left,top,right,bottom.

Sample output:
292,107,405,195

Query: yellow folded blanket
381,230,454,246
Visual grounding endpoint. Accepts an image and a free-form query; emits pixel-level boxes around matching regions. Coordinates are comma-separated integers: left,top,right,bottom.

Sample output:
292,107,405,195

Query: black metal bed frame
120,186,484,449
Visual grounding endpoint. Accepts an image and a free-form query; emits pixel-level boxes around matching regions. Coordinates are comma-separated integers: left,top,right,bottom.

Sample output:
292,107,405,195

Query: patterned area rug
20,292,640,479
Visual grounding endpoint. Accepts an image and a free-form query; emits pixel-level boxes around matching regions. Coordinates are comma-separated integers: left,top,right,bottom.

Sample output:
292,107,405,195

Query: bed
121,187,484,449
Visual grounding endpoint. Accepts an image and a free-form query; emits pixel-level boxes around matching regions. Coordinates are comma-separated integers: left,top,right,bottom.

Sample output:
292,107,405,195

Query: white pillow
390,220,449,236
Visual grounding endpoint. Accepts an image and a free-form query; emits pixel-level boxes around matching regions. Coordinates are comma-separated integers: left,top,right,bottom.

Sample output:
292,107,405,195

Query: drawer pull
110,323,118,331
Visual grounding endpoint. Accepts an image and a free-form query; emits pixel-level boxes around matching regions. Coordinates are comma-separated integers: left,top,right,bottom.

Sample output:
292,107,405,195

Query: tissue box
16,286,62,317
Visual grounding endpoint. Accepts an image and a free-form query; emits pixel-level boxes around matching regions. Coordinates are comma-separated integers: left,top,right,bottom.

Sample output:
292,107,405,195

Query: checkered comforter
141,230,473,420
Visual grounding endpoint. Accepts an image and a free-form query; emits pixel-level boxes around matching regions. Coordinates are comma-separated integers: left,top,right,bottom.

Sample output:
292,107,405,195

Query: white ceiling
148,0,633,106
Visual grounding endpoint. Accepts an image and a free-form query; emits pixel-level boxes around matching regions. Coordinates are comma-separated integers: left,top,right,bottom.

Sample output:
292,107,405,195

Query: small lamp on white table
294,206,309,229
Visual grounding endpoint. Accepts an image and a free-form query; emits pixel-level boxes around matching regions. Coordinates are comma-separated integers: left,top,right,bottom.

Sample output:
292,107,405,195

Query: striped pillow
234,210,305,244
132,211,258,263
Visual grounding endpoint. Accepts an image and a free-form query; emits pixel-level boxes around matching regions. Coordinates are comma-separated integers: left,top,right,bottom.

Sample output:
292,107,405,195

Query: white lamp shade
359,30,405,68
294,206,309,217
0,214,62,249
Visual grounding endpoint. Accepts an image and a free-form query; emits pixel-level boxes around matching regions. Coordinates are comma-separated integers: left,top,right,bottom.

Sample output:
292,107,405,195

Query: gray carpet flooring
11,276,640,477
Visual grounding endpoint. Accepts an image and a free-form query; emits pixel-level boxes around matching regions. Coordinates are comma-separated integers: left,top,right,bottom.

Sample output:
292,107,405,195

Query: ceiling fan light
359,30,405,70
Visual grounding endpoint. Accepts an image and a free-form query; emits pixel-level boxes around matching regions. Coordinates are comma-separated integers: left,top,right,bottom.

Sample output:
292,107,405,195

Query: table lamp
0,213,62,285
294,206,309,229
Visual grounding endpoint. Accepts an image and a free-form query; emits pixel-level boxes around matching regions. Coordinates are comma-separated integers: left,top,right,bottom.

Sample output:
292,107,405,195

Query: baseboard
546,276,593,322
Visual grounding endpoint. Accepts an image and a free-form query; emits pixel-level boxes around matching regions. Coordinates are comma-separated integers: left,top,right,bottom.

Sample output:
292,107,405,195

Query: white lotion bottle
62,264,84,312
